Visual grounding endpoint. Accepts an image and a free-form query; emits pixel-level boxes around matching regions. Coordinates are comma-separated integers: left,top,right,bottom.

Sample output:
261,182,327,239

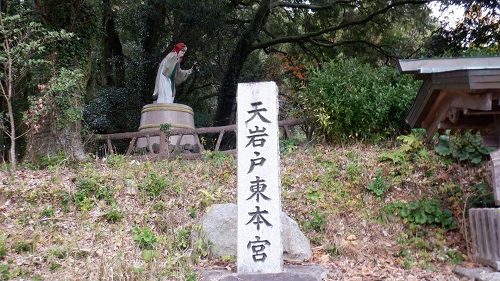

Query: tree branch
252,0,430,51
272,0,356,10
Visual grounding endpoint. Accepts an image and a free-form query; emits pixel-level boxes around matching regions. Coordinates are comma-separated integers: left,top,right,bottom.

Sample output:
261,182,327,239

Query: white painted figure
152,42,196,103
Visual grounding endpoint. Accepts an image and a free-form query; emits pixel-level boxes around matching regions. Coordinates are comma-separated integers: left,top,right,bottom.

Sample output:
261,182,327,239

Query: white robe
153,52,190,103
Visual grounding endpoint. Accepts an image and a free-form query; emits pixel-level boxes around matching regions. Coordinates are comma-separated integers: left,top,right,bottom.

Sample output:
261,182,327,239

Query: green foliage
305,186,324,202
386,200,457,229
24,152,70,170
174,229,191,251
428,1,499,57
106,154,126,168
0,262,20,280
103,204,124,223
0,235,7,259
366,169,390,196
160,123,173,132
466,181,495,208
73,175,115,210
201,151,229,162
133,226,158,250
141,249,160,262
280,137,302,155
324,243,342,257
0,4,74,171
445,249,465,264
83,87,141,134
13,241,33,253
0,7,73,84
396,129,429,157
139,173,169,198
301,58,419,142
49,247,68,259
435,130,494,164
379,129,439,187
40,207,54,218
306,210,326,232
24,68,85,131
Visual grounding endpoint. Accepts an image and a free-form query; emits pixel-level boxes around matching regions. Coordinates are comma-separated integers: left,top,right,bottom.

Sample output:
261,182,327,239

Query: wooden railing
95,118,304,159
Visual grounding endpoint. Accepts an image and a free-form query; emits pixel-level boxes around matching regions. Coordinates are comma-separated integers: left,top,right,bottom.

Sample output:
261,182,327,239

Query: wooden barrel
136,103,196,148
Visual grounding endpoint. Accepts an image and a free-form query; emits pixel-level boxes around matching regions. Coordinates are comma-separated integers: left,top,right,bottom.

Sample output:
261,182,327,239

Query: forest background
0,0,499,170
0,0,499,169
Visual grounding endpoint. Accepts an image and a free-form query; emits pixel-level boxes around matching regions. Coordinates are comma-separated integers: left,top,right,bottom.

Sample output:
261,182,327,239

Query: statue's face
179,48,187,56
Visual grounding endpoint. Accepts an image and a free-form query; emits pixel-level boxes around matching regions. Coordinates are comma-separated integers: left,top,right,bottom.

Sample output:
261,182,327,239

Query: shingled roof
397,57,500,145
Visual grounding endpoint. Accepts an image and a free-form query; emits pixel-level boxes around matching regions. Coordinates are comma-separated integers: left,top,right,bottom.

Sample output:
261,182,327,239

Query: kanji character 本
248,151,266,174
247,236,271,262
246,176,270,202
245,102,271,124
246,126,268,148
246,206,272,230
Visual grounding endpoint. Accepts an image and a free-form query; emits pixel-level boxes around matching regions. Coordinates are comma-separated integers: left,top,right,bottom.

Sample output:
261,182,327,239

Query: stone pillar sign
237,82,283,274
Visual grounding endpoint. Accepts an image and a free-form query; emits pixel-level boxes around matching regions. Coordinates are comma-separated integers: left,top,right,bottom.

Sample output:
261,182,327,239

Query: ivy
24,68,85,133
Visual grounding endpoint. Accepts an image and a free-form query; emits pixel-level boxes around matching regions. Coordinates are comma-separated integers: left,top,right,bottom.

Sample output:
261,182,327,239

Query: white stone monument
237,81,283,273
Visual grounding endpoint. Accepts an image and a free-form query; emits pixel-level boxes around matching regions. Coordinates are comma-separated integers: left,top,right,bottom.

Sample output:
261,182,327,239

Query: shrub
299,58,419,142
83,87,141,134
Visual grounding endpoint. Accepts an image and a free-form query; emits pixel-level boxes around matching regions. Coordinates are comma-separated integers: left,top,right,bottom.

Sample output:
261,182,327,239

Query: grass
0,137,493,280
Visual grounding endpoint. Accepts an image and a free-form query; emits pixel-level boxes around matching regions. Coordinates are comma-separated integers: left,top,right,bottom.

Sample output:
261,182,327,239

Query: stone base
137,103,196,148
200,265,328,281
195,203,312,262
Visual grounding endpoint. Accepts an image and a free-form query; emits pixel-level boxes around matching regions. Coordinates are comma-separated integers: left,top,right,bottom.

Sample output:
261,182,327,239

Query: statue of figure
152,43,196,103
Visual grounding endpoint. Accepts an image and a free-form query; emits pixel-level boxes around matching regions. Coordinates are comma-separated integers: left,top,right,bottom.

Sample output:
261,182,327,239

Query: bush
300,59,419,142
83,87,141,134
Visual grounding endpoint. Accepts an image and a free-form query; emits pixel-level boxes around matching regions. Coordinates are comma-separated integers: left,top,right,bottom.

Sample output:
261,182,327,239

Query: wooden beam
439,117,494,129
94,119,305,160
451,92,492,111
215,130,225,152
125,137,137,156
423,92,493,138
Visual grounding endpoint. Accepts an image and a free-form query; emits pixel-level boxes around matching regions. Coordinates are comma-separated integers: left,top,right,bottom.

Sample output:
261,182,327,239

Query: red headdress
172,43,186,53
171,42,186,62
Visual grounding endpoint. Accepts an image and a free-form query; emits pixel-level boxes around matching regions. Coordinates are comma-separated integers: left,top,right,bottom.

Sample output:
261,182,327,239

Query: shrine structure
397,56,500,270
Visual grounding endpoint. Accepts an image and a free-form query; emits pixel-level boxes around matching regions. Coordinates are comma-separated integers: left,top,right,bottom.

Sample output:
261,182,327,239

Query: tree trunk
102,0,125,87
24,116,86,163
6,98,17,172
213,0,272,126
5,38,17,172
213,46,251,127
139,3,167,105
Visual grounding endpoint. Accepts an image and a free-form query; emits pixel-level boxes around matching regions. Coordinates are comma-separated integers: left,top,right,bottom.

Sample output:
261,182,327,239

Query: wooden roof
397,57,500,145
